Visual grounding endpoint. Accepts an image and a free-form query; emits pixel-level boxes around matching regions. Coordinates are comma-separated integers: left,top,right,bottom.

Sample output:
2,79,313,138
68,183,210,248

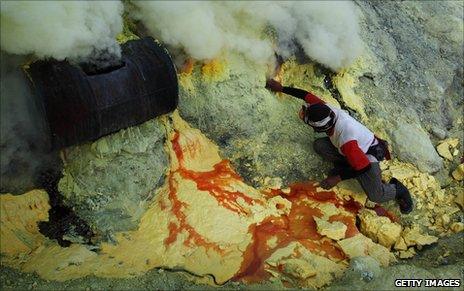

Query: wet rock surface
1,234,462,290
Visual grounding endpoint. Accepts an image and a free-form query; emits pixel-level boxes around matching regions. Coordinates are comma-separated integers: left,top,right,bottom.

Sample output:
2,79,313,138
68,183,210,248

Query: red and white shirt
304,93,376,171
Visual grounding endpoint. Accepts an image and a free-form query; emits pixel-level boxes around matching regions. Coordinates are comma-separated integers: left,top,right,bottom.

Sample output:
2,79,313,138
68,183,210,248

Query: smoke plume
130,1,363,71
0,1,125,193
0,53,60,194
0,1,123,62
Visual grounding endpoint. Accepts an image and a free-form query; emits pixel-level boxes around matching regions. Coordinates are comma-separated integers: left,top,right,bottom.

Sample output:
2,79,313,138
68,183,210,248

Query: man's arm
281,87,307,99
339,140,372,178
320,141,371,189
266,79,324,105
282,87,324,105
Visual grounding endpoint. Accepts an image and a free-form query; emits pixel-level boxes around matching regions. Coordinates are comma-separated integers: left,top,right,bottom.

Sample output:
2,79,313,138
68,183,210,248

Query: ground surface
1,234,462,291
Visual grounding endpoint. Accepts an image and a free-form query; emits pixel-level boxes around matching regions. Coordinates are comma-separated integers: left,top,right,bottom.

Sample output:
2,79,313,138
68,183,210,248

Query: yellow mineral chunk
280,60,340,107
436,138,459,161
377,223,402,249
411,173,429,191
263,177,283,190
314,217,347,241
452,164,464,181
386,165,417,180
338,234,368,258
402,226,438,247
266,242,346,289
399,247,416,259
447,138,460,148
337,234,396,267
450,222,464,233
332,72,368,121
454,191,464,209
394,237,408,251
201,59,229,82
281,187,291,194
333,180,367,206
281,258,317,279
266,236,278,249
441,214,450,226
437,143,453,161
318,203,341,220
358,209,402,249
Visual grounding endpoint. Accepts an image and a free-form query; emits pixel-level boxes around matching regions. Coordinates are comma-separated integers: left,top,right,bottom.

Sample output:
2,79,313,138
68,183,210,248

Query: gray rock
329,264,435,291
343,256,381,282
379,264,463,290
389,123,443,173
430,127,448,140
58,118,168,237
352,1,463,171
348,256,381,282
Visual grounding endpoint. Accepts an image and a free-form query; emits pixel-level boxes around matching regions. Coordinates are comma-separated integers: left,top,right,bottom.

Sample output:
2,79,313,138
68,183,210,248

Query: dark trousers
313,137,396,203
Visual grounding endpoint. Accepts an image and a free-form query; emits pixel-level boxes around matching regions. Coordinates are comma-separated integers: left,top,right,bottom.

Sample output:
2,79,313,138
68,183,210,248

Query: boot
391,178,413,214
328,167,341,176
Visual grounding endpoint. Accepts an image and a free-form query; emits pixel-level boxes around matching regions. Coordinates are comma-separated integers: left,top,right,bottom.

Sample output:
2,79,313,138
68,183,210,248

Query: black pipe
26,37,178,149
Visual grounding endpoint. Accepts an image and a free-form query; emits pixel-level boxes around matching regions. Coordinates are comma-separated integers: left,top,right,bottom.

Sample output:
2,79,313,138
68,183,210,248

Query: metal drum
27,37,178,149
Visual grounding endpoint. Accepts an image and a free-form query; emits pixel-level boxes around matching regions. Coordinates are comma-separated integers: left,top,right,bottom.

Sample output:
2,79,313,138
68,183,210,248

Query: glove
319,175,342,190
265,79,283,92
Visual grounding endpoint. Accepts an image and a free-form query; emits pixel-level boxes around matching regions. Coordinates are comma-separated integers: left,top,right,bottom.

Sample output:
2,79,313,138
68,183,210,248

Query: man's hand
319,175,342,190
265,79,283,92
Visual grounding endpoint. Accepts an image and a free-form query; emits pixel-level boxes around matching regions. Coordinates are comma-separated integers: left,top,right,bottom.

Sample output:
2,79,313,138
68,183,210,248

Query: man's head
299,103,336,132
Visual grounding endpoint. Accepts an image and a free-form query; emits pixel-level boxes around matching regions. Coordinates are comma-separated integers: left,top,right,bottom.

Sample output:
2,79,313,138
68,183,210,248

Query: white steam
0,1,123,61
130,1,363,71
0,53,60,193
129,1,275,65
0,1,362,69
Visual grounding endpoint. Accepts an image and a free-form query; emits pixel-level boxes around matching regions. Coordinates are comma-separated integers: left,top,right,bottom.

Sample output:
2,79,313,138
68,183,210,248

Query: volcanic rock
450,222,464,233
402,226,438,247
398,248,416,259
314,217,347,241
337,234,396,267
358,209,402,249
452,164,464,181
353,1,463,174
58,119,169,237
389,124,443,173
437,138,459,161
266,242,346,289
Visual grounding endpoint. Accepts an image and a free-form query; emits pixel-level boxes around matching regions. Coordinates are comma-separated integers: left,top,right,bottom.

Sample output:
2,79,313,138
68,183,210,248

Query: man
265,79,413,214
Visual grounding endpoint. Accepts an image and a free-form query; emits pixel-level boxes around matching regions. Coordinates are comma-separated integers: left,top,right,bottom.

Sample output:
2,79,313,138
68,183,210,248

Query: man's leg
356,162,396,203
313,137,351,179
313,137,346,164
